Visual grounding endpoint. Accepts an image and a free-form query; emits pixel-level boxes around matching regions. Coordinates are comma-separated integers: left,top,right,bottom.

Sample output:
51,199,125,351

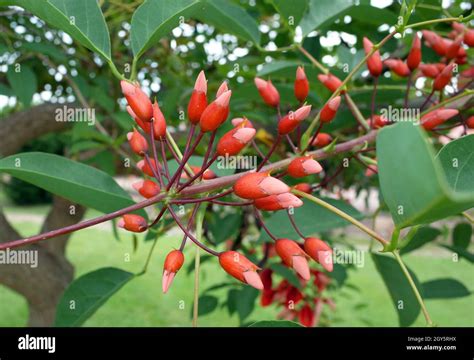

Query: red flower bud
219,251,263,289
299,304,315,327
137,158,160,177
127,106,151,133
254,77,280,107
293,183,312,195
254,193,303,211
363,37,383,77
199,90,232,132
118,214,147,233
464,29,474,47
162,250,184,294
182,166,217,180
216,126,256,156
407,34,421,71
318,73,343,93
419,63,440,78
365,165,378,177
234,172,289,199
132,180,160,199
446,36,463,59
278,105,312,135
320,96,341,123
384,59,410,77
286,286,304,305
466,116,474,129
127,129,148,156
231,117,254,128
152,101,166,138
187,71,208,124
311,133,332,147
121,81,153,123
304,237,333,272
369,114,389,129
421,108,458,130
261,289,275,306
294,66,309,102
433,63,454,91
287,156,323,178
216,81,228,98
422,30,447,56
275,239,310,280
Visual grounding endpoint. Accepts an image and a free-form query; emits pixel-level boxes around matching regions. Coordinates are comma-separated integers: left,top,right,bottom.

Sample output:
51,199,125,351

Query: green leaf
258,198,363,242
0,152,143,215
437,134,474,193
377,124,474,228
271,0,308,26
22,42,68,62
7,64,37,106
131,0,260,59
452,223,472,250
248,320,303,327
372,253,421,327
4,0,111,60
399,227,441,255
422,278,470,299
299,0,353,36
196,0,260,45
225,286,258,323
55,267,134,327
440,244,474,263
208,212,242,244
190,295,219,317
270,263,302,289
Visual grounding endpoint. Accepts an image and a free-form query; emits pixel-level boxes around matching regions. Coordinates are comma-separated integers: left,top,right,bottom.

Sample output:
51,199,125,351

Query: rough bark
0,103,85,326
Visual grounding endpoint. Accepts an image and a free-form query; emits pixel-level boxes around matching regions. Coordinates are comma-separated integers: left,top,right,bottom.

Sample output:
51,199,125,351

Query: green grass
0,212,473,327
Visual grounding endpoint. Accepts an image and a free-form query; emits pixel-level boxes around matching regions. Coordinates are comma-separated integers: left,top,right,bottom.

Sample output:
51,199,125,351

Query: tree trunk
0,104,85,326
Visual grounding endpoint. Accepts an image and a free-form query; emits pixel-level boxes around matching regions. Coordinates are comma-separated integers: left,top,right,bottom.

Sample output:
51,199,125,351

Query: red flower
234,172,289,200
304,237,333,272
294,66,309,102
433,63,454,91
187,71,208,124
292,183,312,195
320,96,341,123
137,158,160,177
254,193,303,211
121,81,153,123
287,156,323,178
278,105,312,135
421,108,458,130
254,77,280,107
162,250,184,293
363,37,383,77
311,133,333,147
152,101,166,138
219,251,263,290
133,180,160,199
298,304,314,327
118,214,147,233
407,34,421,71
275,239,310,280
318,73,343,93
216,126,256,156
384,59,410,77
127,129,148,156
199,90,232,132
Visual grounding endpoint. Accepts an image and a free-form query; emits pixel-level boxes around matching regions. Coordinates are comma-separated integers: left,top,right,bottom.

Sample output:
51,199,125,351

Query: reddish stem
254,208,277,241
287,210,305,239
179,203,201,251
149,119,165,188
257,134,282,171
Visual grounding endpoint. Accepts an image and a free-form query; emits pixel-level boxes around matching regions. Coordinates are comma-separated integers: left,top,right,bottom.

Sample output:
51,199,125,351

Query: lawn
0,207,473,327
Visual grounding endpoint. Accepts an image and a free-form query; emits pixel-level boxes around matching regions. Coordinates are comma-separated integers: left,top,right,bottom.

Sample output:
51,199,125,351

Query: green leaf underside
421,278,470,299
2,0,111,60
6,64,37,106
299,0,354,36
55,267,134,327
131,0,260,59
258,198,363,242
377,123,474,228
0,152,142,215
372,253,421,327
399,227,441,255
248,320,304,327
